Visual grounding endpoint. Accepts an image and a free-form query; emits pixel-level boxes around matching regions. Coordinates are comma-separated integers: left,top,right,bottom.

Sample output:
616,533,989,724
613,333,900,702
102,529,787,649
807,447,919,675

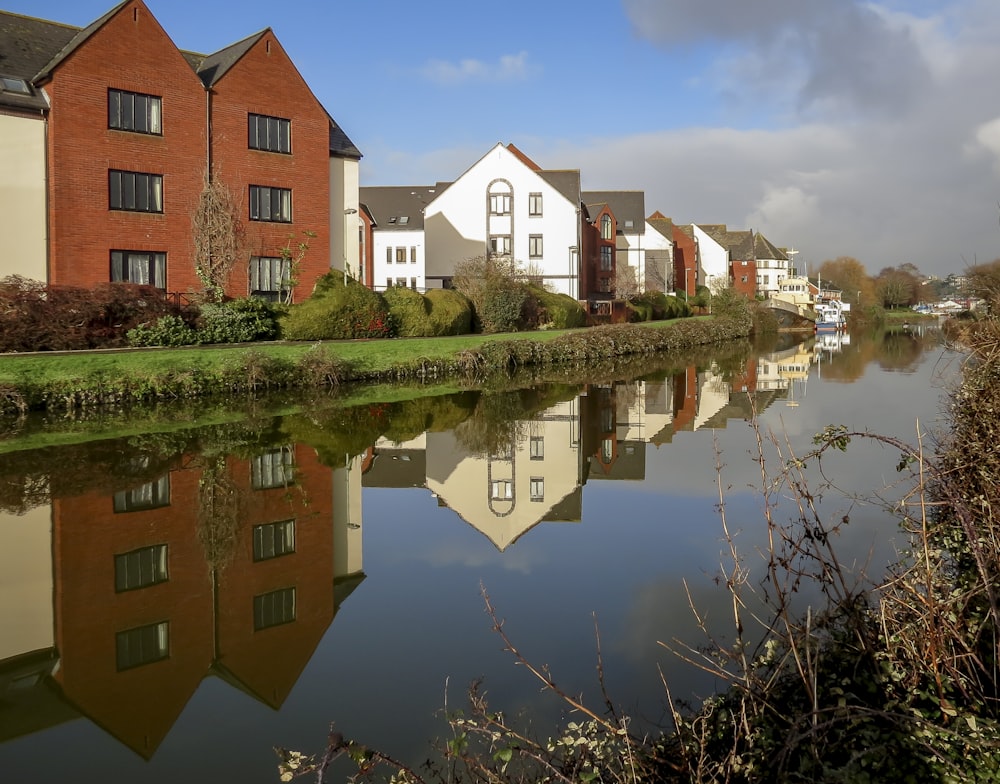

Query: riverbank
0,314,746,416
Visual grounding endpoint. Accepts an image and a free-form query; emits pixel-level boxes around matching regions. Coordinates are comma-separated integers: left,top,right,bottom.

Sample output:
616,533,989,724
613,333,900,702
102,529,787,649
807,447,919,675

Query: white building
423,143,583,297
691,224,731,292
360,186,433,291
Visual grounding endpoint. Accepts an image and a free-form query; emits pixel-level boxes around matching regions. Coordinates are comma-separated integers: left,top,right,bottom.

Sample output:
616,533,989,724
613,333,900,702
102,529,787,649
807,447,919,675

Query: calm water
0,325,955,782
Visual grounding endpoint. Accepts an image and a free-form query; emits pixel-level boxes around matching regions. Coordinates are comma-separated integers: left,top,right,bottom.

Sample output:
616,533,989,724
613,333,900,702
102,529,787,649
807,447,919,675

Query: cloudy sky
13,0,1000,277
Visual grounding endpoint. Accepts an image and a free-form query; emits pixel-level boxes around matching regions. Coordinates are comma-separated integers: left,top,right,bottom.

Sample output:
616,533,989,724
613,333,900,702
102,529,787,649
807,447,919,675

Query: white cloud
971,117,1000,174
420,51,533,85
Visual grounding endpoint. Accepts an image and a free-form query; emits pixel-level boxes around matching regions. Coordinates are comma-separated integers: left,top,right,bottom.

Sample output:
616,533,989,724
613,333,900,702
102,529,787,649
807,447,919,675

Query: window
386,247,392,264
395,277,407,288
624,219,634,229
410,277,417,290
109,170,162,213
489,235,511,257
251,446,294,490
741,275,749,283
249,256,289,302
600,246,613,271
598,278,612,293
115,545,168,592
1,76,30,95
386,278,393,289
116,621,169,671
530,477,544,502
109,89,161,134
528,192,542,216
398,216,409,225
395,247,407,263
489,193,511,215
114,475,170,512
254,587,296,630
110,250,166,289
248,113,290,153
410,246,417,263
601,214,613,240
491,480,513,500
249,185,291,222
253,520,295,561
530,436,544,460
529,234,543,259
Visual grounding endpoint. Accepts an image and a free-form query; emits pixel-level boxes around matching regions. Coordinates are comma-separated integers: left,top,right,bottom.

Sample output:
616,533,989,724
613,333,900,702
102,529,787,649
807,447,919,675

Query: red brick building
0,0,360,302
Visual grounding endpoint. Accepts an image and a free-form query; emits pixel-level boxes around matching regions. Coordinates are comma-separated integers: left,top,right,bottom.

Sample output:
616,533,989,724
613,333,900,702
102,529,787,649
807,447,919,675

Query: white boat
815,300,848,331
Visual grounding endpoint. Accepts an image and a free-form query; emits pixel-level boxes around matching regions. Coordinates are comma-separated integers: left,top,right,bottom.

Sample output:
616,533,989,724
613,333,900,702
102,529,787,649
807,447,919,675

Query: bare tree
614,263,640,300
192,174,245,302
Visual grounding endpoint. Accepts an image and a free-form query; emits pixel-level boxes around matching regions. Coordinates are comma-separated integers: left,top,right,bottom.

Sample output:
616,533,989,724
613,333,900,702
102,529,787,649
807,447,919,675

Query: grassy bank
0,315,736,416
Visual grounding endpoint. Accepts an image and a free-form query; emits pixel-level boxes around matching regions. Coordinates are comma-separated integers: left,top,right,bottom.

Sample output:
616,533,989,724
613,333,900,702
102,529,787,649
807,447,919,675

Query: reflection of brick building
49,444,336,756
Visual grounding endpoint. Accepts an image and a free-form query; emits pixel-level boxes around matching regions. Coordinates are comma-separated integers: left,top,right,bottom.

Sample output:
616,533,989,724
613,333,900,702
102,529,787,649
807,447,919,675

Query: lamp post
343,207,358,284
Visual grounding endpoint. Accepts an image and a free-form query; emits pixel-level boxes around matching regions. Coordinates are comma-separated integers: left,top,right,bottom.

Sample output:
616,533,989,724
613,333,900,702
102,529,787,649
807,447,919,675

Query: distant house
422,143,583,297
689,224,730,293
359,186,434,291
0,0,360,301
754,234,791,297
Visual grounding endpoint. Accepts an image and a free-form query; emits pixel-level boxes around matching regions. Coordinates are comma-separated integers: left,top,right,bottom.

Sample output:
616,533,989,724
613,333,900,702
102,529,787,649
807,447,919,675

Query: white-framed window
489,235,511,257
530,436,544,460
114,544,168,592
109,170,163,213
110,250,166,289
491,480,513,500
530,477,544,501
489,193,511,215
395,277,407,287
249,256,289,302
249,185,291,222
109,89,161,135
528,192,542,216
253,519,295,561
529,234,543,259
248,113,291,153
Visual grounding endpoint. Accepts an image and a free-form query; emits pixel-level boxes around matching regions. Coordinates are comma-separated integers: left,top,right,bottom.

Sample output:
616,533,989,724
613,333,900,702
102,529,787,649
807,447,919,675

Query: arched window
601,214,613,240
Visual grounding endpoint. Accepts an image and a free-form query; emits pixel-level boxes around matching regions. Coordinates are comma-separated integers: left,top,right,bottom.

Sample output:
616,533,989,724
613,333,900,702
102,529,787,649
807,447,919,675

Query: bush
425,289,473,336
383,286,432,337
280,275,395,340
0,277,188,352
127,315,200,347
197,297,280,344
479,285,527,334
527,286,586,329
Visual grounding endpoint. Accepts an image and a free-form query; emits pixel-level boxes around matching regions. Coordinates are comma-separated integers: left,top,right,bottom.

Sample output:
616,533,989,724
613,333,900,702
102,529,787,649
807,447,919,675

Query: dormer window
0,76,30,95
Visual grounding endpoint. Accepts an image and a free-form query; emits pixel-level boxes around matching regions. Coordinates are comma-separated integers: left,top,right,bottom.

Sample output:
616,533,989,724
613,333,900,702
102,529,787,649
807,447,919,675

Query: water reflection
0,325,945,775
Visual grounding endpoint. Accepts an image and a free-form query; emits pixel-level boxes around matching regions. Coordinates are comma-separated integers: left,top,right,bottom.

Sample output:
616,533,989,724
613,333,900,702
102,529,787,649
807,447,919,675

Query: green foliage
127,315,200,347
527,286,586,329
280,276,396,340
452,256,529,333
478,285,527,334
197,297,280,344
425,288,473,336
383,286,433,337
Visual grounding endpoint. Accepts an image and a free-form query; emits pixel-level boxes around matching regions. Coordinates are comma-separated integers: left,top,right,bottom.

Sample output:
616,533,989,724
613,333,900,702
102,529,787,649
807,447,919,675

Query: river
0,324,956,782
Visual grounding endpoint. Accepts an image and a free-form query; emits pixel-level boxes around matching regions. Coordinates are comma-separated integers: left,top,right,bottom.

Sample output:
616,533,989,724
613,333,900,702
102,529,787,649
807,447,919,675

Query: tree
875,266,919,309
192,174,245,303
818,256,874,307
965,259,1000,307
614,263,640,300
452,255,528,333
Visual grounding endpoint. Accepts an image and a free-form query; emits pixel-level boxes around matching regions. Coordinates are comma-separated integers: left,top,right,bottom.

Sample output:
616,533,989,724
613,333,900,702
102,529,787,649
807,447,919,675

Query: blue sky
10,0,1000,278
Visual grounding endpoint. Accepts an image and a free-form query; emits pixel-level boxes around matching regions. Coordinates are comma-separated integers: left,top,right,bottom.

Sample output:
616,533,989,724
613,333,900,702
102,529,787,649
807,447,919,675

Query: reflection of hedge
280,274,394,340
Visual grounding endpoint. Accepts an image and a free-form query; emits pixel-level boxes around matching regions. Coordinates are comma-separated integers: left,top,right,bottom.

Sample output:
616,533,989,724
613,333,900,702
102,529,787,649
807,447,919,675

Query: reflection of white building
0,505,55,664
693,366,732,430
425,400,584,551
334,454,365,582
615,380,675,442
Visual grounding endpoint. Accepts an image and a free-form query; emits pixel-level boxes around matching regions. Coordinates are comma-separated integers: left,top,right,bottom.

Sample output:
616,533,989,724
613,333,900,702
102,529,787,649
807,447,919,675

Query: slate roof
583,190,646,234
754,232,788,261
359,185,437,230
539,169,582,205
647,215,675,242
0,3,361,158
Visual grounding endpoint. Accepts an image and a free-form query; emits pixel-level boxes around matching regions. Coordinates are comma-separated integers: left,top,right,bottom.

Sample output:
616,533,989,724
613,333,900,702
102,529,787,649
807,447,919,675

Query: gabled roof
583,191,646,234
0,2,361,158
506,142,541,171
727,229,755,261
360,185,436,230
647,215,675,242
754,232,788,261
538,169,582,205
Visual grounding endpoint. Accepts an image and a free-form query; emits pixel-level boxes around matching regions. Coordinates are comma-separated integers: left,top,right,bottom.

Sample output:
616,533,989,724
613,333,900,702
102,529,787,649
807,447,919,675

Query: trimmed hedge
279,274,395,340
528,286,587,329
425,288,473,336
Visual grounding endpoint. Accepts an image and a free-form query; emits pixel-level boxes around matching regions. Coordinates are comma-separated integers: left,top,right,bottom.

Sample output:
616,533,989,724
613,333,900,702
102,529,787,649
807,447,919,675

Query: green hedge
280,274,395,340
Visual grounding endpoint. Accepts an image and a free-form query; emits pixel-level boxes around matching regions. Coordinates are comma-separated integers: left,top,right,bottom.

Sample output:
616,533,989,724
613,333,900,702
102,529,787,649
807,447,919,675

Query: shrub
478,285,527,334
0,277,187,352
425,288,473,336
280,275,395,340
127,315,200,347
383,286,432,337
197,297,280,344
527,286,586,329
